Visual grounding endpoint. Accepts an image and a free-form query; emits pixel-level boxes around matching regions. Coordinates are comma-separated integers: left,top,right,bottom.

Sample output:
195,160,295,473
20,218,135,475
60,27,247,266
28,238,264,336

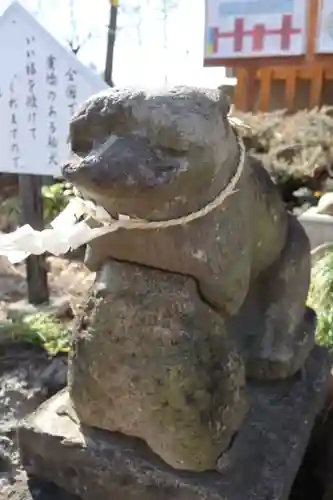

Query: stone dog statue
62,86,315,472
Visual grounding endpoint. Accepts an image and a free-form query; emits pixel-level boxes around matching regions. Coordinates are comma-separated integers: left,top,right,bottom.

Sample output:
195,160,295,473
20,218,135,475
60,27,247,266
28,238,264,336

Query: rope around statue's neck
77,122,247,231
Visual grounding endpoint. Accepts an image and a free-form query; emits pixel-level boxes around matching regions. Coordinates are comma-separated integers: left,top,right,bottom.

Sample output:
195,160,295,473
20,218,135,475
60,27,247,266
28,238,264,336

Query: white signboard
316,0,333,54
0,2,107,177
204,0,307,61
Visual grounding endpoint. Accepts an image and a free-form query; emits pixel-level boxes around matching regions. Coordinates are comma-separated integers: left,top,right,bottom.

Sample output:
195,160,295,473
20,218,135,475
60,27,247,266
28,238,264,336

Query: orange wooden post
234,69,246,110
307,0,323,108
258,68,272,111
243,67,257,111
285,69,297,110
310,65,324,108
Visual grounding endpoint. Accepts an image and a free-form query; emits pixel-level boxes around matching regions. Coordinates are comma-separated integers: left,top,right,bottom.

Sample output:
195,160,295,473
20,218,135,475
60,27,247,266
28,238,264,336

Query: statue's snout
62,135,184,191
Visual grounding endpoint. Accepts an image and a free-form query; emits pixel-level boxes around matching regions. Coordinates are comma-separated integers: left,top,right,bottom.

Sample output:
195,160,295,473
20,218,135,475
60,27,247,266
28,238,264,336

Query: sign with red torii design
204,0,307,63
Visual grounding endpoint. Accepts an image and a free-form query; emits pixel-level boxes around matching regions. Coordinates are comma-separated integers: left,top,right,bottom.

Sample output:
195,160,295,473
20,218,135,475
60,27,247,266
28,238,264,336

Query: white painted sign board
316,0,333,54
204,0,307,61
0,2,107,177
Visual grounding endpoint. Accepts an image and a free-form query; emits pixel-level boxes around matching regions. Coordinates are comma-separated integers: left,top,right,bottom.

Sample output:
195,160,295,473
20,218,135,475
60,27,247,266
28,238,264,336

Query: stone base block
18,347,330,500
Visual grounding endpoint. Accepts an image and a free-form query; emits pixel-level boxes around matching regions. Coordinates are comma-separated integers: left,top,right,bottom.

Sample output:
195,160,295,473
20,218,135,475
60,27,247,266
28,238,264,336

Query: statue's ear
218,88,231,117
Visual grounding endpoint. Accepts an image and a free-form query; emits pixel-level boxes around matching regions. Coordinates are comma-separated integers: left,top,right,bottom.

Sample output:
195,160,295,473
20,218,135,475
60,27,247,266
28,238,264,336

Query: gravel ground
0,255,94,317
0,255,93,499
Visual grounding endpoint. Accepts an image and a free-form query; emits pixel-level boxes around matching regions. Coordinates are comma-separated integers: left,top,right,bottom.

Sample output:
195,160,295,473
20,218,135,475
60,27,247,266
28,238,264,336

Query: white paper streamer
0,198,118,264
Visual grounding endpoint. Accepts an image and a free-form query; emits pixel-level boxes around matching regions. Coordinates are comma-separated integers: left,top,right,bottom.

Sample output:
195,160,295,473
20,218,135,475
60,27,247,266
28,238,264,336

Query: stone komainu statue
62,86,315,472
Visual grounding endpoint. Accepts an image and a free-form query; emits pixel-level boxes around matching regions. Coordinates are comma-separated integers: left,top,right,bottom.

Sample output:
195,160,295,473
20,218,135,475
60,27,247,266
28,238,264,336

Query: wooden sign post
19,175,49,304
0,2,107,305
204,0,329,112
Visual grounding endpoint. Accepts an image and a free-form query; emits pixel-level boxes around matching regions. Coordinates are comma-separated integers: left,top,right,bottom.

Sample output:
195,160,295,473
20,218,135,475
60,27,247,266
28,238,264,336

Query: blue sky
0,0,227,88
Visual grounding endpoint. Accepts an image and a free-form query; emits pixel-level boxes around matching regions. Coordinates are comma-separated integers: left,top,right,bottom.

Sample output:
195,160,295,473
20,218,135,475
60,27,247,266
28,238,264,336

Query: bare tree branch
154,0,179,82
118,1,145,46
131,5,143,45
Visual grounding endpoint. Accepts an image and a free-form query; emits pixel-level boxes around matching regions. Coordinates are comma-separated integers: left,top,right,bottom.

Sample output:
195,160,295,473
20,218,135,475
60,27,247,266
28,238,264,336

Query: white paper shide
0,198,120,264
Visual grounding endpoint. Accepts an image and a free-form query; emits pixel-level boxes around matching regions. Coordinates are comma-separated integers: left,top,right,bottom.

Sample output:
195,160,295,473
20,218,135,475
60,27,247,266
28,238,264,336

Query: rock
2,473,80,500
18,347,330,500
0,344,64,492
39,356,68,396
0,435,15,474
288,370,333,500
298,192,333,250
68,261,248,471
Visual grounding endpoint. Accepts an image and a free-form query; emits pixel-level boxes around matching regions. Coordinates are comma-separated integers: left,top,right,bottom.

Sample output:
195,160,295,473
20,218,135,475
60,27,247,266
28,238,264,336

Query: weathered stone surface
62,86,313,381
3,474,80,500
55,85,320,471
68,260,248,471
18,347,330,500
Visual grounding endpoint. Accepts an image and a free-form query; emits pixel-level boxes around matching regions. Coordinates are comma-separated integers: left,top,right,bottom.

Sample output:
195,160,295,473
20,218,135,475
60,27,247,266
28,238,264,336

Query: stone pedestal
18,347,330,500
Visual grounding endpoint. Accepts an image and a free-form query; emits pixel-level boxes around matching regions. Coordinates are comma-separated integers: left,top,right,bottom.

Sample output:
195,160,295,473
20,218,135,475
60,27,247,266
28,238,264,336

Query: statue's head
62,86,236,219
